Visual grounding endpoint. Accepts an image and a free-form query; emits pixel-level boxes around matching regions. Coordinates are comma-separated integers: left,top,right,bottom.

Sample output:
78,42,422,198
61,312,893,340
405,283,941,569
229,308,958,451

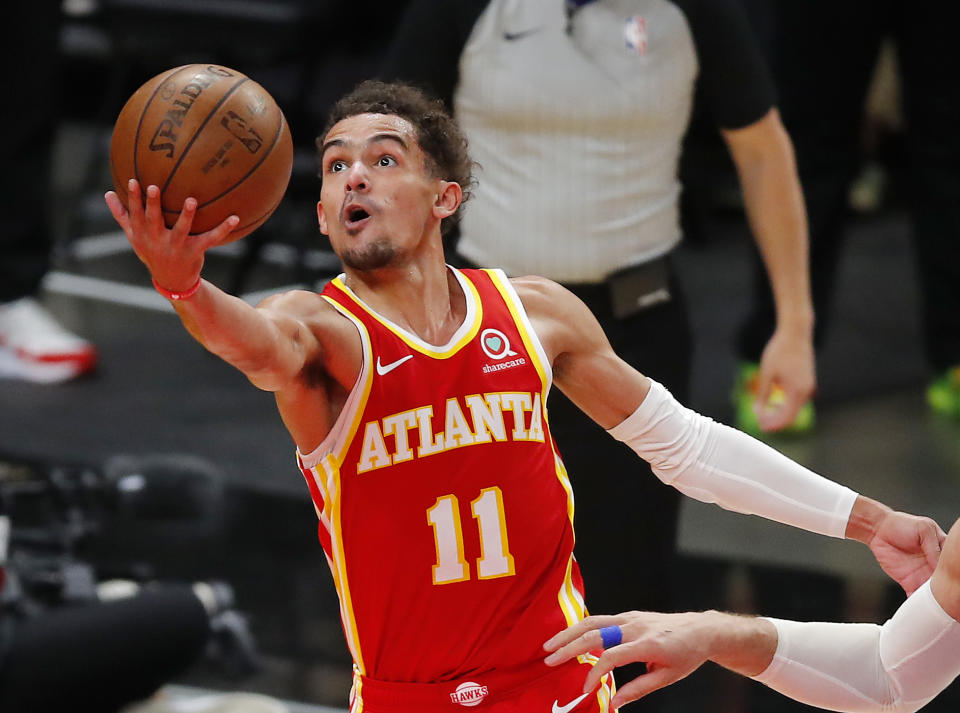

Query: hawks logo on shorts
450,681,488,706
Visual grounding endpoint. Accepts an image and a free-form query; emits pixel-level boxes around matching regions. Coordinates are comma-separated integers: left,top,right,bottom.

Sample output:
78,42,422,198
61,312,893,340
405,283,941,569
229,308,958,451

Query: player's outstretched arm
751,518,960,712
517,276,944,594
105,180,318,391
545,520,960,712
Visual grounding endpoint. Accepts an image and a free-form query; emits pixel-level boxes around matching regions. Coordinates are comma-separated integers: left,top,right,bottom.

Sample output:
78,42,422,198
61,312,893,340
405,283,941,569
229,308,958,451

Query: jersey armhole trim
297,297,374,469
484,269,554,392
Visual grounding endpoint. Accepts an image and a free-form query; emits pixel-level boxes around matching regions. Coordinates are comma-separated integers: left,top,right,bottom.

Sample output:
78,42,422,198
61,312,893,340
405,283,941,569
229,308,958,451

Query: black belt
561,257,673,320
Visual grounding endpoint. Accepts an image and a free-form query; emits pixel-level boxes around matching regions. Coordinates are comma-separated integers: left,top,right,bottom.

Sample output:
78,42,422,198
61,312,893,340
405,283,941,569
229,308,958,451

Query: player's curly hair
319,80,475,237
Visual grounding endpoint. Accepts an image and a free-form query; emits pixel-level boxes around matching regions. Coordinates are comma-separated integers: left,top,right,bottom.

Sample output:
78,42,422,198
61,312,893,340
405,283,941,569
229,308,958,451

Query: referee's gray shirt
382,0,775,283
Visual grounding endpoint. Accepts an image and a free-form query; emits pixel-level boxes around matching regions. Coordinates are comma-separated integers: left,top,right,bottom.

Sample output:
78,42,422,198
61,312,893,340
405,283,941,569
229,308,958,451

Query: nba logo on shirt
624,15,647,56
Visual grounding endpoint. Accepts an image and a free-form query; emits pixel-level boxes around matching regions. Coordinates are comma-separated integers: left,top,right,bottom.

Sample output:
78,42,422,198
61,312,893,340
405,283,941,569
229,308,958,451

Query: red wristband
152,276,202,301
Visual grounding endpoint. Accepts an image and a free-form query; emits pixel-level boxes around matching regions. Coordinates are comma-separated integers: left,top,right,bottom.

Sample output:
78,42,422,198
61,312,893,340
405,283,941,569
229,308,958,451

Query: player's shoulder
257,288,337,320
509,274,564,298
508,274,610,352
507,274,604,349
508,275,586,316
256,288,356,344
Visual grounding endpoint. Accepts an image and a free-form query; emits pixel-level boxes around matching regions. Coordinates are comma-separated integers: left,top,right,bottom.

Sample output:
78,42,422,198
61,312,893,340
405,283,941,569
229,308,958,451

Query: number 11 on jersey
427,487,516,585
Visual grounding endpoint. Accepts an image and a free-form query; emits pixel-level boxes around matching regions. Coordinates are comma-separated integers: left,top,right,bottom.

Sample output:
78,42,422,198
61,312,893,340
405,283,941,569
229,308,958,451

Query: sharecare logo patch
450,681,489,706
480,327,525,373
480,328,518,360
482,357,526,374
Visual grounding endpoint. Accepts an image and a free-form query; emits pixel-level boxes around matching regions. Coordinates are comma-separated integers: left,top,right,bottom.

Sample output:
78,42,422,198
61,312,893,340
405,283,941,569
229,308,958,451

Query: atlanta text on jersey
357,391,545,473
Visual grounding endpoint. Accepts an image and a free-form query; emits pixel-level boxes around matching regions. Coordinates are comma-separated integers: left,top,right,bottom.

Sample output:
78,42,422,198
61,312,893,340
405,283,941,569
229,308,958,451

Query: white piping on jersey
298,301,374,470
486,269,554,391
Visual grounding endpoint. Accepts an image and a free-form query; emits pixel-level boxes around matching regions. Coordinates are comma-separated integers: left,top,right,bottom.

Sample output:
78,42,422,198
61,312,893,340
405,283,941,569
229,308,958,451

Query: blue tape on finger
600,625,622,649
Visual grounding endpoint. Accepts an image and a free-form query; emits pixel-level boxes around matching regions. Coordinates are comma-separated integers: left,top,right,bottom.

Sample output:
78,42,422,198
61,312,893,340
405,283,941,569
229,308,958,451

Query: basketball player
544,515,960,712
104,81,943,713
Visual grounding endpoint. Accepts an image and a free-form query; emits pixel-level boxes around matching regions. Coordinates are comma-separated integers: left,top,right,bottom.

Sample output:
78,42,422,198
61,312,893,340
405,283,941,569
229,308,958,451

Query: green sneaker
927,366,960,419
732,362,815,436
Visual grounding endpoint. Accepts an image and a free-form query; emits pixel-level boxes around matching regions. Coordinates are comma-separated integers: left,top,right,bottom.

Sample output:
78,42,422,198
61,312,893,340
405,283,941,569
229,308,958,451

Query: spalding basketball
110,64,294,241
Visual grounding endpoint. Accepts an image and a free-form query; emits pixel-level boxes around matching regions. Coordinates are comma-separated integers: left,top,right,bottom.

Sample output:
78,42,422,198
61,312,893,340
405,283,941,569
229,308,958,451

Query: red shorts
350,659,614,713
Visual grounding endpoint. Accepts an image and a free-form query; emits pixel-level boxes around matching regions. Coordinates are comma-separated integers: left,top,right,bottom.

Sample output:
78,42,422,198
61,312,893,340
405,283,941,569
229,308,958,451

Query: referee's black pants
559,271,694,713
549,270,692,620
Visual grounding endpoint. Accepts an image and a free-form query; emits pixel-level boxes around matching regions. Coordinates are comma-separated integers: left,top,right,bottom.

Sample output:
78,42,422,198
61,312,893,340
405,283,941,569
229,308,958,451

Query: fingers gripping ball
110,64,294,241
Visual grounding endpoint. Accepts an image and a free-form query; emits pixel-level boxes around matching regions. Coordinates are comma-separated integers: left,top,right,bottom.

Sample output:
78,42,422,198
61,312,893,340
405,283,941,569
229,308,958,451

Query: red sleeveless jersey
297,268,612,709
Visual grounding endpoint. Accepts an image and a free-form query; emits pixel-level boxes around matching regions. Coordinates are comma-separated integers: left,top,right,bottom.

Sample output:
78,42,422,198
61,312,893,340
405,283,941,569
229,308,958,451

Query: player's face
317,113,443,271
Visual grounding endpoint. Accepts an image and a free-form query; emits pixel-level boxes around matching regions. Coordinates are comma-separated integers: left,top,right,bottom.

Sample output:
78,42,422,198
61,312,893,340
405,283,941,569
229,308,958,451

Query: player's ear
433,181,462,221
317,201,329,235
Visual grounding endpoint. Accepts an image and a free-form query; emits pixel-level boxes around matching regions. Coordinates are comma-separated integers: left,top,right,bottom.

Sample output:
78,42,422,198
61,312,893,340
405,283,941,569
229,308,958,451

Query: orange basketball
110,64,294,241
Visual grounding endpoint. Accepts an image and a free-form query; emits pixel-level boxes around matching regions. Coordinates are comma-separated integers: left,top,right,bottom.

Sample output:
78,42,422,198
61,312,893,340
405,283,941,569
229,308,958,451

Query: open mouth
345,206,371,230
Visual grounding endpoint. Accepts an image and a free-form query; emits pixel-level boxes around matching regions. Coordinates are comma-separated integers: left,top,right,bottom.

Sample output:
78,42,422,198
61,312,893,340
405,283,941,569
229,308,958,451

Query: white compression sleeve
753,580,960,713
607,379,858,537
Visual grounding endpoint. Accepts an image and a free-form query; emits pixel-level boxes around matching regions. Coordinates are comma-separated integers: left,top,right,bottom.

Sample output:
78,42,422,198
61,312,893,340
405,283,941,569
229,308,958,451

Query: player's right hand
544,612,717,708
104,179,239,293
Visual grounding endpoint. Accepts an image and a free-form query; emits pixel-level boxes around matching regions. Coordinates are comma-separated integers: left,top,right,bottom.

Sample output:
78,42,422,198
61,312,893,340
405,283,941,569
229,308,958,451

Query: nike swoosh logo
552,692,589,713
503,27,542,41
376,354,413,376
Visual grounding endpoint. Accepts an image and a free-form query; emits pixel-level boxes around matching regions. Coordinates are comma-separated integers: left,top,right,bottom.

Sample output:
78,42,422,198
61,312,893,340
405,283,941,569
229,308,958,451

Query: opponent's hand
105,179,239,292
754,327,816,432
868,510,946,595
543,612,715,709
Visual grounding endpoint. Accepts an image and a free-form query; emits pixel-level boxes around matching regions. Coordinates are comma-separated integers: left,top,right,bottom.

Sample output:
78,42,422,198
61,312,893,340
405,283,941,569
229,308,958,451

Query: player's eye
328,159,348,173
377,155,397,167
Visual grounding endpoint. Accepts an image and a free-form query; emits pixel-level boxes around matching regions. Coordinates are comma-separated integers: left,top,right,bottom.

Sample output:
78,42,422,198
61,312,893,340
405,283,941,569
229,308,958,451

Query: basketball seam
131,65,191,188
160,77,251,197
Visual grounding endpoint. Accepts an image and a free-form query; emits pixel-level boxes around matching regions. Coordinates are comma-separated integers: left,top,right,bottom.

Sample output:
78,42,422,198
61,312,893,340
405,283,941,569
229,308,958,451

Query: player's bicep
556,346,650,429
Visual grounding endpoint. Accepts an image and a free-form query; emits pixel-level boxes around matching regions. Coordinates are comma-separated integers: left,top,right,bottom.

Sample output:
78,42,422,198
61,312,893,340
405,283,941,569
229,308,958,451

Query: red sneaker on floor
0,297,98,383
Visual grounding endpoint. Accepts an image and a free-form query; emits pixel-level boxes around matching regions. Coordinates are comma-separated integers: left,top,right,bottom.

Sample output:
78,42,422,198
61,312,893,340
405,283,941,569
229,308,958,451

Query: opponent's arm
547,598,957,712
546,519,960,711
752,516,960,713
520,277,944,593
722,108,815,432
544,610,777,708
105,180,318,392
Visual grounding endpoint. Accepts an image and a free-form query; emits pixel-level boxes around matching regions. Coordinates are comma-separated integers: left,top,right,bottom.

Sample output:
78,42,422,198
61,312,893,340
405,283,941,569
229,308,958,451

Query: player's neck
344,259,466,346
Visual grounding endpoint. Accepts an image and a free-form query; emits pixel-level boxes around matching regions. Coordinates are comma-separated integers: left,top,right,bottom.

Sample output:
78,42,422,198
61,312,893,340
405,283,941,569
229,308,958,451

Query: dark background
1,1,958,711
